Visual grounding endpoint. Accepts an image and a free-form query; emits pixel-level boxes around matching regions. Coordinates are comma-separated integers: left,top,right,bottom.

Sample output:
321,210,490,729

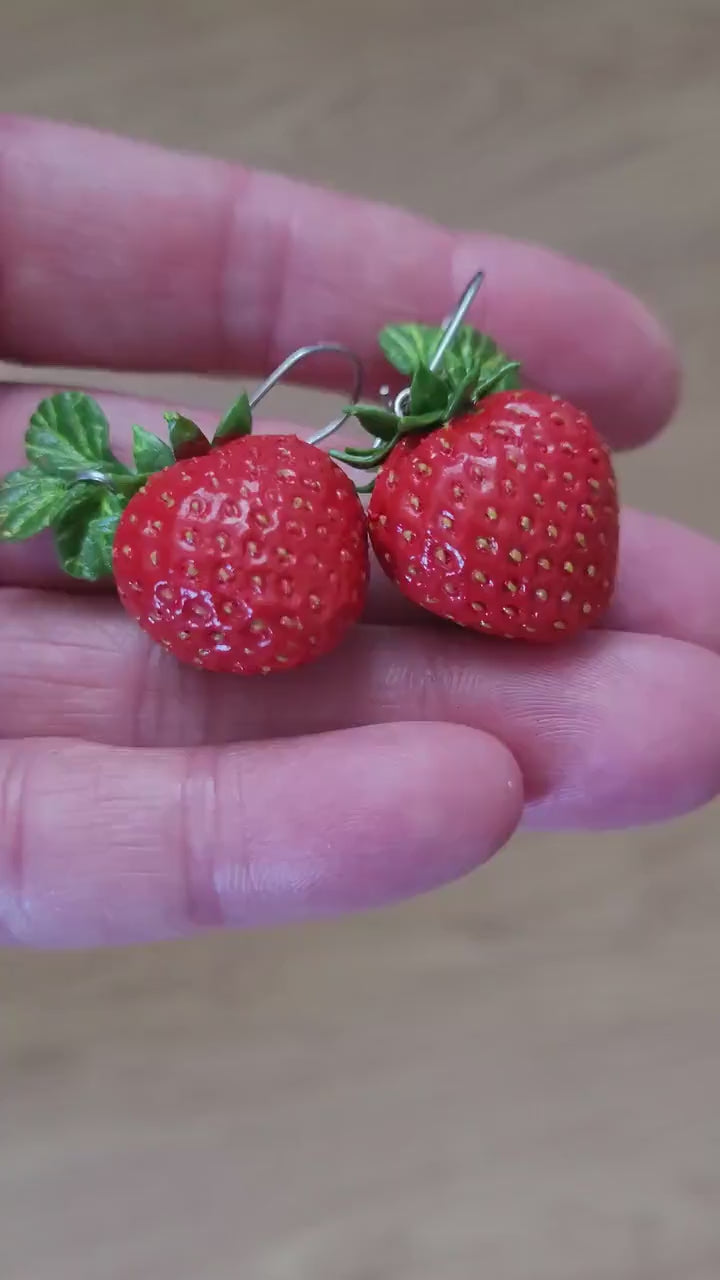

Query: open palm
1,116,718,949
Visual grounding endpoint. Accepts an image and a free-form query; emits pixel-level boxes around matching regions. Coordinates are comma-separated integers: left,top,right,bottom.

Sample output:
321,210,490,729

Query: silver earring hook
392,271,485,418
247,274,485,453
247,343,364,446
430,271,485,371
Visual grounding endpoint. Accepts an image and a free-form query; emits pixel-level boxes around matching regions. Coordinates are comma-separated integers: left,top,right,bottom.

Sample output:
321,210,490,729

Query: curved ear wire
430,272,485,369
246,343,364,446
391,271,486,417
248,272,484,450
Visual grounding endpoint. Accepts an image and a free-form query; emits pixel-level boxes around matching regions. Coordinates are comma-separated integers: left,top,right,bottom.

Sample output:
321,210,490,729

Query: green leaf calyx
0,387,256,581
331,321,521,474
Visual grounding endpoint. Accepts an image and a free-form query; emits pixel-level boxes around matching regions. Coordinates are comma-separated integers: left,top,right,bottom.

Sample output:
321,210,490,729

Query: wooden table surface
2,2,720,1276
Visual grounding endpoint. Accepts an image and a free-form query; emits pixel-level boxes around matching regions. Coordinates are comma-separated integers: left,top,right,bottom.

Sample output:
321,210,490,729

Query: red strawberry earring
0,277,619,673
0,345,370,675
332,272,620,642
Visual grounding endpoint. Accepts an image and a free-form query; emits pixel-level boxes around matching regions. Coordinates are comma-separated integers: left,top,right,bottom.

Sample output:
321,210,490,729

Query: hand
1,115,717,949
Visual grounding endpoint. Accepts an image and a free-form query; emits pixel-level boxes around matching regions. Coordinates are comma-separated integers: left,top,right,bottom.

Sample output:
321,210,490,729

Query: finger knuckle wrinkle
178,747,237,930
0,745,32,945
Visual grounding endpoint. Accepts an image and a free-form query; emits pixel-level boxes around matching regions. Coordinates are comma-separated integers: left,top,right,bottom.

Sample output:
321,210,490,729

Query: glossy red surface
113,435,368,674
368,391,619,642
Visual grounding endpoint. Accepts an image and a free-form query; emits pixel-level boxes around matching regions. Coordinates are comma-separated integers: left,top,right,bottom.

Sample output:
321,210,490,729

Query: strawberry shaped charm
332,275,619,642
0,390,368,674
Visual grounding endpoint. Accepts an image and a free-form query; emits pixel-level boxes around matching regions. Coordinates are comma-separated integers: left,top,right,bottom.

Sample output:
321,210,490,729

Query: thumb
0,723,522,948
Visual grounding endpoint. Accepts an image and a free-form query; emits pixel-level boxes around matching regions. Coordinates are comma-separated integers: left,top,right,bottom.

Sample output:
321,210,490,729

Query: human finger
0,115,678,447
0,723,522,948
2,593,719,832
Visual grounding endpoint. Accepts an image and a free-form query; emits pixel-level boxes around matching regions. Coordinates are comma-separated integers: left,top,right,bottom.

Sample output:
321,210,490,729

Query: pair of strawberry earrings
0,274,619,676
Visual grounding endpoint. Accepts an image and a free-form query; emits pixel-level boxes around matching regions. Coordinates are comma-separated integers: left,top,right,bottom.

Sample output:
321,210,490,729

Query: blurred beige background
2,2,720,1277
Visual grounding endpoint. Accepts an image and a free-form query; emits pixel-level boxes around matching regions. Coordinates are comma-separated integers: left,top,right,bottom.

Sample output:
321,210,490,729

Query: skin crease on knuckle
0,740,222,947
177,745,236,931
0,740,31,945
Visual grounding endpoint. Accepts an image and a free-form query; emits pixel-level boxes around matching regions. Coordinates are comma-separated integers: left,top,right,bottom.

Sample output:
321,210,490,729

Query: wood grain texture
1,2,720,1276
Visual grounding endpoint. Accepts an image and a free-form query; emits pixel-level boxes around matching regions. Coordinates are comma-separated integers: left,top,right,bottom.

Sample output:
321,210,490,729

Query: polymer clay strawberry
332,308,618,642
0,391,368,673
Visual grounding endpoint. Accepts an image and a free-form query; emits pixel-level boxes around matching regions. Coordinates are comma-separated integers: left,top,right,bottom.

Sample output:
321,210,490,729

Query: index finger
0,115,678,449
